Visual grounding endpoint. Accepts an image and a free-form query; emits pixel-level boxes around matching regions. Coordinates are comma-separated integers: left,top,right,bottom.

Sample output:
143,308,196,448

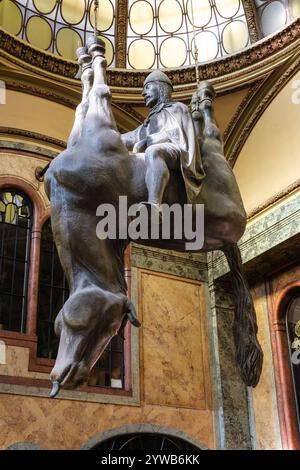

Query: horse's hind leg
222,243,263,387
87,36,107,86
67,47,94,148
83,37,118,132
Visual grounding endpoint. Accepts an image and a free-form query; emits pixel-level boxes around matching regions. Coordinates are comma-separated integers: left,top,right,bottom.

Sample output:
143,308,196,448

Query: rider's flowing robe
122,101,205,204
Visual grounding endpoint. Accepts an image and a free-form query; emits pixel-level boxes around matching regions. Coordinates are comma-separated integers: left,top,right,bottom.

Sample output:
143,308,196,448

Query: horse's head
49,286,140,397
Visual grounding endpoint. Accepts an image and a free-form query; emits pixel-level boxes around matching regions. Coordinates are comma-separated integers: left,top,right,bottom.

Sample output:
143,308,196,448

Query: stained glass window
0,0,115,65
2,1,299,71
127,0,249,69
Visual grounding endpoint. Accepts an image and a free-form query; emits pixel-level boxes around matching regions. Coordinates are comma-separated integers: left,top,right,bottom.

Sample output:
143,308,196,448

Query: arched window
92,432,202,450
37,219,125,389
286,295,300,432
37,219,69,359
0,190,32,333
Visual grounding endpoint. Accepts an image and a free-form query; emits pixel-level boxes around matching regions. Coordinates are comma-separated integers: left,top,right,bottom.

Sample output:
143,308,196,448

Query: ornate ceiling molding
115,0,128,69
0,126,66,149
242,0,262,43
224,47,300,167
1,18,300,99
0,141,57,159
0,67,79,108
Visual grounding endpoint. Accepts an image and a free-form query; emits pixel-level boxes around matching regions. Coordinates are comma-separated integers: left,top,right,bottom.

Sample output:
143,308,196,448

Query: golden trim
115,0,128,68
242,0,261,43
247,179,300,220
0,126,66,149
1,18,300,98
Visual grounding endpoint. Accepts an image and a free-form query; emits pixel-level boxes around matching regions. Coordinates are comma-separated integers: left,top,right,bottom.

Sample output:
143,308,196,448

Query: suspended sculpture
44,35,263,398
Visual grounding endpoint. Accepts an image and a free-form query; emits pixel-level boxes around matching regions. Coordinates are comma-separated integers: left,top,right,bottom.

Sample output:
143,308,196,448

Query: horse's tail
222,243,263,387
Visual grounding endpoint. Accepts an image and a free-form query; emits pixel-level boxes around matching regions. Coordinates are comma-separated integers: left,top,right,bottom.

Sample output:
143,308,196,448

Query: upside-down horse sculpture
45,37,263,398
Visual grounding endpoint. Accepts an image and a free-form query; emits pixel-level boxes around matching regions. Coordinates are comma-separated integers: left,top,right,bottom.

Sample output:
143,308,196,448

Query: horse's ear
117,299,140,339
125,299,141,327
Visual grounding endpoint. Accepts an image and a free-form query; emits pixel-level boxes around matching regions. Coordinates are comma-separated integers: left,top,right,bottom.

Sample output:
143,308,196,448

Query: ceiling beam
242,0,262,43
115,0,128,68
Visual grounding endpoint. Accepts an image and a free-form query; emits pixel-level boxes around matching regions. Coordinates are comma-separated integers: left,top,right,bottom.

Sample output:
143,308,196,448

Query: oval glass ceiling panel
222,20,248,54
186,0,212,28
100,36,114,66
26,16,52,50
261,1,286,36
90,0,114,32
158,0,183,33
160,37,187,67
215,0,240,19
128,39,156,69
0,0,22,35
33,0,57,15
130,1,154,35
56,27,83,60
61,0,86,25
193,30,219,62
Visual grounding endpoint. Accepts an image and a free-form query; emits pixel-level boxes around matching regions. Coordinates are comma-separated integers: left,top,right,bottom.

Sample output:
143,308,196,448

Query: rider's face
142,82,160,109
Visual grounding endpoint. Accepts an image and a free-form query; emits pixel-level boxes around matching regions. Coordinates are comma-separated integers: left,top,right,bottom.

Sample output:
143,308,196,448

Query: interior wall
234,70,300,214
0,266,215,450
0,90,74,143
249,282,282,449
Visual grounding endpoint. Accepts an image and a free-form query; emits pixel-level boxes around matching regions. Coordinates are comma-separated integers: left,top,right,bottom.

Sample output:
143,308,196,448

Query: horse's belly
46,145,123,197
198,148,247,243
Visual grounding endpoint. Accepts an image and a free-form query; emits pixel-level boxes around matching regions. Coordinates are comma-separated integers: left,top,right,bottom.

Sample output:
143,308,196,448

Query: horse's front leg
222,243,263,387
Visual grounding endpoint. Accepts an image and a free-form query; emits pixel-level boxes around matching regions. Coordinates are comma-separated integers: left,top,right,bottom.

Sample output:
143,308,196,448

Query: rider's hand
133,139,147,153
147,130,172,146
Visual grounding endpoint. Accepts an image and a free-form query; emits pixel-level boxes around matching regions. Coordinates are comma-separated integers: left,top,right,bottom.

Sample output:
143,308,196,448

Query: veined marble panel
0,140,57,159
132,245,207,282
212,191,300,279
139,270,211,410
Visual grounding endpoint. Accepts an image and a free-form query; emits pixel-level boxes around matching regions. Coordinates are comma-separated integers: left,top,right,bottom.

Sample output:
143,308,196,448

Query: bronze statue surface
121,69,205,209
45,37,263,398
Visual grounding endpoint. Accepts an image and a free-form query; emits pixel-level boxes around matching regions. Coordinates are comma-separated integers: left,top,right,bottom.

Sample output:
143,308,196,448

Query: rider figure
121,70,205,216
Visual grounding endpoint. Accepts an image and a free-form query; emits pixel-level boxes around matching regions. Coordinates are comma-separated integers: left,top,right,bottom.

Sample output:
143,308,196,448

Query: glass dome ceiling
0,0,299,70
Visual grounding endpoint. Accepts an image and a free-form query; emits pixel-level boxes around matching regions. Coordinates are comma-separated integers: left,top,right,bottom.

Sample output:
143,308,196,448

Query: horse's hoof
76,47,91,66
49,380,60,398
87,35,106,56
